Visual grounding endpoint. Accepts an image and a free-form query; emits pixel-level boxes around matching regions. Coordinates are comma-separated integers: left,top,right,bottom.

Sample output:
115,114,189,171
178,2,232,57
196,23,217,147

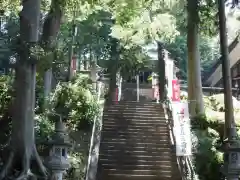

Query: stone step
102,124,168,128
101,137,169,142
107,101,162,104
103,113,167,121
99,153,173,159
100,142,170,146
105,101,163,108
101,128,168,133
99,150,172,156
105,106,164,110
101,131,169,136
102,120,168,124
103,119,167,123
102,124,168,129
100,141,171,147
103,116,166,120
103,111,165,118
100,149,172,155
103,117,167,121
105,108,164,112
105,107,163,111
99,164,175,171
99,159,175,165
100,140,170,145
100,144,173,151
100,142,170,147
103,119,168,124
98,169,178,176
104,112,165,116
98,174,178,180
101,127,168,132
103,118,167,122
102,122,169,127
104,113,165,116
105,101,161,104
106,105,163,108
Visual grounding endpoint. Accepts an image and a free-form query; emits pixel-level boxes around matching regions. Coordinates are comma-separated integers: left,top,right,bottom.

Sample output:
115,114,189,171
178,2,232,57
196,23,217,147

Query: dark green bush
193,114,224,180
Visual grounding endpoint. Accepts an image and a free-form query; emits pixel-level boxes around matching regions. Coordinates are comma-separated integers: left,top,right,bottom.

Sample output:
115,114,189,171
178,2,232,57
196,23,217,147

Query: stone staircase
96,101,181,180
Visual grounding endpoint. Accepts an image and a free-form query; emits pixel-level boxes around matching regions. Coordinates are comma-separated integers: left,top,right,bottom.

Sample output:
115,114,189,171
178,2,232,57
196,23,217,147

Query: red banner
172,79,180,102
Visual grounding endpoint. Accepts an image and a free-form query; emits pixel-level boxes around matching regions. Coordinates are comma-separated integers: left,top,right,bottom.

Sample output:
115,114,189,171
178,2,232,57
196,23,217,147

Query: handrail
164,100,198,180
85,82,104,180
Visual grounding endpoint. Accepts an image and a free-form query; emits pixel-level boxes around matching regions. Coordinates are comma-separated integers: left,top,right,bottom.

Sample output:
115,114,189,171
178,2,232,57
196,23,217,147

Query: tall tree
106,38,120,102
0,0,47,179
218,0,238,141
187,0,204,116
0,0,67,178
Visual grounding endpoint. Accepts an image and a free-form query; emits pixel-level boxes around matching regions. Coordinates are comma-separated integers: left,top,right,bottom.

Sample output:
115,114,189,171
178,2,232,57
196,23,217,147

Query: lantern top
47,119,72,147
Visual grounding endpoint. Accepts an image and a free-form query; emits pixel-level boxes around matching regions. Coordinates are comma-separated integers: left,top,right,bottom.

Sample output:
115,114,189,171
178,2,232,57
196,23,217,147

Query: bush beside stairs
96,101,181,180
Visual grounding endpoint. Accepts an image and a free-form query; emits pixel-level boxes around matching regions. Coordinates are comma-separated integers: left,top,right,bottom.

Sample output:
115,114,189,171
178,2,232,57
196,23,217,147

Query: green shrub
50,75,99,131
193,114,224,180
0,75,13,116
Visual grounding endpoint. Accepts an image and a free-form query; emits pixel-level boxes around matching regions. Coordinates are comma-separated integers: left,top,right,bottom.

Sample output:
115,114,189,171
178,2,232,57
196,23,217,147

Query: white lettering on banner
172,102,192,156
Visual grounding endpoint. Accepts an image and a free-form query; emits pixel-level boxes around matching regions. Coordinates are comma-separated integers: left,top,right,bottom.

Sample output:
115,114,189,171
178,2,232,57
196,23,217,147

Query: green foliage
0,15,19,73
193,128,223,180
0,74,99,147
0,75,12,116
73,10,112,60
65,151,87,180
0,76,12,158
190,94,240,180
165,35,219,80
119,45,151,77
50,75,99,131
173,0,218,36
35,114,54,141
192,113,224,180
111,11,179,47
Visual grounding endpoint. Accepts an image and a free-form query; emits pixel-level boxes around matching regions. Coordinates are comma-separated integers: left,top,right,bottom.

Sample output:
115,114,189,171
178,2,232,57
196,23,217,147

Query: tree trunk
42,0,62,104
187,0,204,116
108,61,117,103
66,25,75,82
194,35,204,114
43,68,52,108
0,0,47,179
107,39,119,103
218,0,236,139
157,41,166,101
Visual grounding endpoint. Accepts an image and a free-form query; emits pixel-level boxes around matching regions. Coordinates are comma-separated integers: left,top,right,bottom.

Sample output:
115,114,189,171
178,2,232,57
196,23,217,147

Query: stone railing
85,82,104,180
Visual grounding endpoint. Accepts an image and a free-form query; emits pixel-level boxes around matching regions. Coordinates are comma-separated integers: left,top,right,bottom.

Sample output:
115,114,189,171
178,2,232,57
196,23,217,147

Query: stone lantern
220,135,240,179
45,119,72,180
